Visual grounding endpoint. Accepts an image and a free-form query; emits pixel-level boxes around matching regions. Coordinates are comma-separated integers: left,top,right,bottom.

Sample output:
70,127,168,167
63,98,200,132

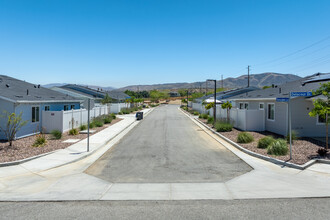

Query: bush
237,132,254,143
110,113,116,119
193,111,199,115
118,111,123,115
69,128,79,135
32,134,47,147
214,121,233,132
103,116,112,124
286,130,298,143
317,148,328,157
267,139,288,156
257,136,275,149
93,120,104,127
51,130,62,140
79,124,87,131
201,113,209,119
207,117,214,124
89,121,95,128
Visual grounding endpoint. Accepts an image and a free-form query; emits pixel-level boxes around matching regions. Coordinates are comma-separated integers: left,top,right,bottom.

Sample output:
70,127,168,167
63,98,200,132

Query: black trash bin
136,112,143,120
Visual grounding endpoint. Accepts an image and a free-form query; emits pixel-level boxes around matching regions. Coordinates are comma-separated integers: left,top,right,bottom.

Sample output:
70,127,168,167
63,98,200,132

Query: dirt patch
184,108,329,165
0,118,122,163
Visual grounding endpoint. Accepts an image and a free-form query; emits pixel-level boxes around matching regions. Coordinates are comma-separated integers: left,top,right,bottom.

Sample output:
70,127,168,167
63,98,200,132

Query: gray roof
0,75,82,103
52,87,97,99
61,84,130,101
195,87,260,103
228,74,330,101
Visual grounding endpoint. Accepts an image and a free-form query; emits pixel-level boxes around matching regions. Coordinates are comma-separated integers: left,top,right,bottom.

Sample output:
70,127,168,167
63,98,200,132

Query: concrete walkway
0,106,329,201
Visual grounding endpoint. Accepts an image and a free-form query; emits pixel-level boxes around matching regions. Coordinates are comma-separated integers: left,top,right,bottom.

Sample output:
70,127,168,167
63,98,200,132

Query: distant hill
42,83,116,91
116,73,302,91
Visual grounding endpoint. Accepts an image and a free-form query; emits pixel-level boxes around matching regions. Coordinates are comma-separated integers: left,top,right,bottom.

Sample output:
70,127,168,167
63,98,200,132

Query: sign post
87,99,90,152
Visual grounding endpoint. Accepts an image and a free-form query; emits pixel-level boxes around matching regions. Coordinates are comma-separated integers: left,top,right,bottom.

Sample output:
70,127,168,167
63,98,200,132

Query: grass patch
214,121,233,132
51,130,62,140
237,132,254,143
69,128,79,135
267,139,288,156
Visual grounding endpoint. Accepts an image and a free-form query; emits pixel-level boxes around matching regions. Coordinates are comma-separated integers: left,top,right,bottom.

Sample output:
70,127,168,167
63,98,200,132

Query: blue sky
1,0,330,88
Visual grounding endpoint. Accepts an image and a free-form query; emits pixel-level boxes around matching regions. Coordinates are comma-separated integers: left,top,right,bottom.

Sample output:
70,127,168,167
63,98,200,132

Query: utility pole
205,81,208,95
221,74,223,89
186,89,189,109
247,65,250,87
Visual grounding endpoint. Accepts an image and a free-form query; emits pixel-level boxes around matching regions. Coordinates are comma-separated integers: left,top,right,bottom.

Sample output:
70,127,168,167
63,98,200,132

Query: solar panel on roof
302,74,330,85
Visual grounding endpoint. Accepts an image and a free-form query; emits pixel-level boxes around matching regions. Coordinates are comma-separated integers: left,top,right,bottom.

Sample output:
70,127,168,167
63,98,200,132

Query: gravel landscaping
183,107,330,165
0,118,122,163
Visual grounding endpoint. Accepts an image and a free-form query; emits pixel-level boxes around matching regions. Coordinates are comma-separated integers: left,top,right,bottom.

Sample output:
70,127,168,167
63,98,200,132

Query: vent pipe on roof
38,84,40,88
27,89,29,95
6,84,9,88
279,88,281,94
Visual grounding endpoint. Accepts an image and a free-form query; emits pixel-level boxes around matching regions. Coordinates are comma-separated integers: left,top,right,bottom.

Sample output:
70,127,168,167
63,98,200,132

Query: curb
179,108,330,170
0,108,154,168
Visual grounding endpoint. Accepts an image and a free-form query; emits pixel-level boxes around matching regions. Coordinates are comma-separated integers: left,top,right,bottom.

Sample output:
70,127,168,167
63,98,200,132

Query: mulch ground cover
0,118,122,163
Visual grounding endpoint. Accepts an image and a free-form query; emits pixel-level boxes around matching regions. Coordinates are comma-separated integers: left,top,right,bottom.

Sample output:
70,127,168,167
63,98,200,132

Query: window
267,103,275,121
259,103,264,110
64,105,69,111
239,102,248,109
317,114,326,124
71,105,75,110
32,106,39,122
44,106,50,111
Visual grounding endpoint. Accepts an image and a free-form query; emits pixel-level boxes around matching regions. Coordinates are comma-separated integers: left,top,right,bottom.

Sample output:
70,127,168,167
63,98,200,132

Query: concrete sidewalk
0,106,330,201
0,108,152,179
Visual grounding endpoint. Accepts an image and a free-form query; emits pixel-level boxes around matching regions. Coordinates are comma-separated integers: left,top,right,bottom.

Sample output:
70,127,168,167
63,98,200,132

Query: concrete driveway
86,105,251,183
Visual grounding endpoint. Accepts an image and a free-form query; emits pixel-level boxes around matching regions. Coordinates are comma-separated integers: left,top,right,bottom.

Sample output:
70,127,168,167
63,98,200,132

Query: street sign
276,98,289,102
290,92,313,97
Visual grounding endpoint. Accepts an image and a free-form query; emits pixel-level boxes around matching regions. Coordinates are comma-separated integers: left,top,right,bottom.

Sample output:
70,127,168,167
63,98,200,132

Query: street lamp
207,79,217,126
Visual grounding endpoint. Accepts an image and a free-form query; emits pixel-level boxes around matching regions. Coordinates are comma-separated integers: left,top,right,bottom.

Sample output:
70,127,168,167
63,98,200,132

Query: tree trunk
9,140,12,146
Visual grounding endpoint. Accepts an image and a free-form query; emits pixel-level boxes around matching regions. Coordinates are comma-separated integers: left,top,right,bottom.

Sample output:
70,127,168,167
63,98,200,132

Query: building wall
0,99,15,140
291,97,328,137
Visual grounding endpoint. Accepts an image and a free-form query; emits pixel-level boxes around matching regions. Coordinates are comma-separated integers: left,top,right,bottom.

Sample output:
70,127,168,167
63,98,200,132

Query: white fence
192,102,265,132
42,103,128,133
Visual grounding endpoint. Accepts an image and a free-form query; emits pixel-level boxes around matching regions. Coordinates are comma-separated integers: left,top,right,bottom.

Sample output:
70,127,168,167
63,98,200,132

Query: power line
254,35,330,67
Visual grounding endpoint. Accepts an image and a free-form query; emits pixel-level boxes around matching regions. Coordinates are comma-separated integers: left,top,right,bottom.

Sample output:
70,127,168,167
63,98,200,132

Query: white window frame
239,102,249,110
316,114,326,125
64,105,69,111
259,102,264,110
267,103,275,121
44,105,50,111
32,106,40,123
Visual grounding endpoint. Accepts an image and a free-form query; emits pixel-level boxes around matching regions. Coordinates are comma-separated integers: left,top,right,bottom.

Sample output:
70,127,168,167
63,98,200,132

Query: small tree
0,111,28,146
222,101,232,122
309,82,330,149
101,93,112,104
204,102,214,110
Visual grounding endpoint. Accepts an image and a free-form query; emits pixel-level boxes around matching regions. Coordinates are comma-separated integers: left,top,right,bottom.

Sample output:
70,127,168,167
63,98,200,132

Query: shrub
214,121,233,132
257,136,275,149
193,111,199,115
207,117,214,124
286,130,298,143
103,116,112,124
151,104,156,107
201,113,209,120
79,124,87,131
69,128,79,135
33,134,47,147
118,111,123,115
267,139,288,156
317,148,328,157
93,120,104,127
89,121,95,129
237,132,254,143
51,130,62,140
110,113,116,119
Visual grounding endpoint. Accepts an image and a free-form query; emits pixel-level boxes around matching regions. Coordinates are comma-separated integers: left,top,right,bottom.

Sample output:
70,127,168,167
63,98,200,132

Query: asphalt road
1,198,330,219
86,105,251,183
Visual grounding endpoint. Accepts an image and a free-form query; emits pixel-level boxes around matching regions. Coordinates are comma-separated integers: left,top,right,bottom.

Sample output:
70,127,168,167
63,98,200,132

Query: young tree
0,111,28,146
222,101,232,122
309,82,330,149
101,93,112,104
